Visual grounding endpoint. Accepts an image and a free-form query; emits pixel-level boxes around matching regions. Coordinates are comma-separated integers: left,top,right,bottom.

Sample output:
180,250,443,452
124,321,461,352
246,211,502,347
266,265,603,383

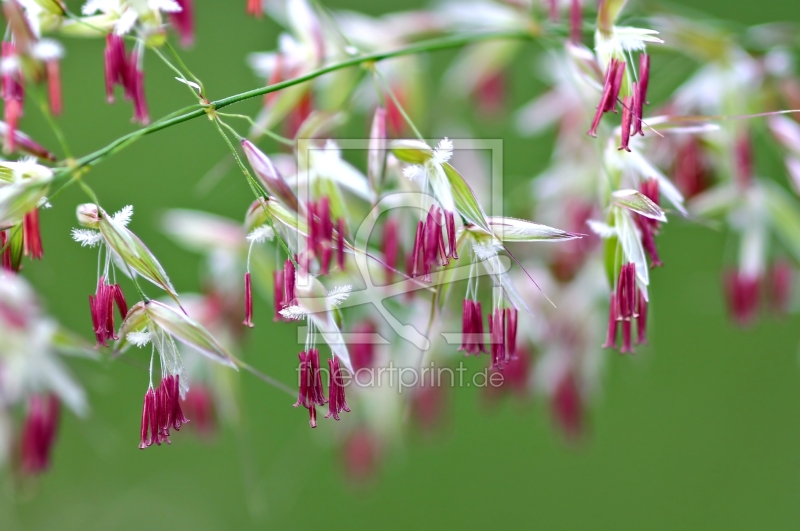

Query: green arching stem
52,29,538,185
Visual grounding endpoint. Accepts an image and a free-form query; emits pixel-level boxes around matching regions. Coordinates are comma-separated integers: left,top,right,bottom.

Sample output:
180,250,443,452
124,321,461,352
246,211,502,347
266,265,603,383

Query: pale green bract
487,216,581,242
115,301,236,369
611,189,667,222
98,211,180,301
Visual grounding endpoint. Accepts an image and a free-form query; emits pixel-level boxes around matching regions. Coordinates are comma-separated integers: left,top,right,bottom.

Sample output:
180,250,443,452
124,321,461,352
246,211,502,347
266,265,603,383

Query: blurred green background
4,0,800,529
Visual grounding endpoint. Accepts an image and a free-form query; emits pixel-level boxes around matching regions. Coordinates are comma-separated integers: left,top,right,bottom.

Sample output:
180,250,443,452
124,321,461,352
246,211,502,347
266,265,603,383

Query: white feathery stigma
247,225,275,244
326,285,352,306
433,137,453,165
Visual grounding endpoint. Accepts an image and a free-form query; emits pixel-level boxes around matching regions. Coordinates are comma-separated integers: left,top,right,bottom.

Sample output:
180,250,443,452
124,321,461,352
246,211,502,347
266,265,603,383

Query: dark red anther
487,307,517,368
608,60,626,112
170,375,189,431
88,277,127,347
294,349,327,428
103,34,128,103
273,268,284,322
139,386,157,449
488,308,506,370
638,54,650,106
112,284,128,318
243,272,253,327
636,290,648,344
588,59,626,137
319,198,333,274
336,217,346,271
458,299,485,356
141,375,189,449
422,207,440,279
306,200,317,255
445,210,458,260
409,205,458,280
615,263,637,320
618,95,633,152
155,379,172,443
284,257,296,307
631,81,644,136
504,307,518,360
307,197,346,274
606,263,644,353
326,356,351,420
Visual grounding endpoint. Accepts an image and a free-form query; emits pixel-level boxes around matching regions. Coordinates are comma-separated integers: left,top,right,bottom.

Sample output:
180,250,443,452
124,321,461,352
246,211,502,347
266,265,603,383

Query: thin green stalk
217,112,294,147
31,84,72,159
52,29,537,185
211,30,536,110
148,43,204,101
164,40,206,98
